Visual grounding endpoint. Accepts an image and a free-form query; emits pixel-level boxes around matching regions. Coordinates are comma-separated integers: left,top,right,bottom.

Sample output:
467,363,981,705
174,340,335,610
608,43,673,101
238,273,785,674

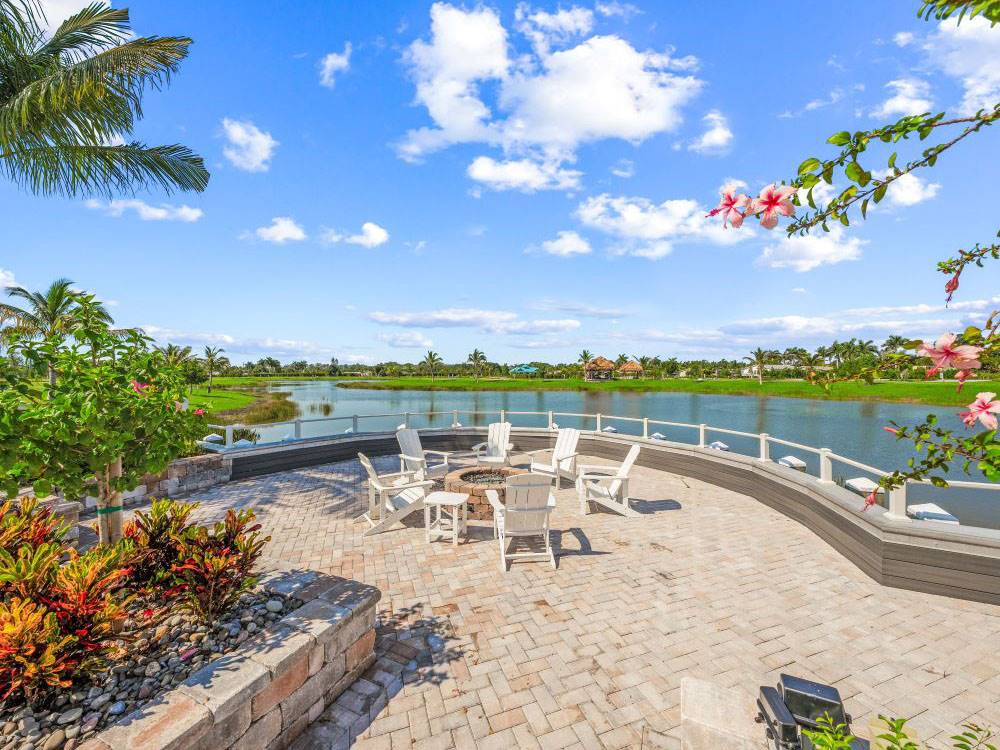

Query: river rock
19,717,39,734
56,709,82,726
108,702,126,717
42,729,65,750
143,661,161,678
265,599,283,613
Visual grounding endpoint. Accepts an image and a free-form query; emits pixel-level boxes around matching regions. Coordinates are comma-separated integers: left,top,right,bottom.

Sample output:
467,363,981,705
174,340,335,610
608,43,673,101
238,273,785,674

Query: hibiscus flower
707,190,749,228
916,333,983,377
751,184,796,229
960,392,1000,430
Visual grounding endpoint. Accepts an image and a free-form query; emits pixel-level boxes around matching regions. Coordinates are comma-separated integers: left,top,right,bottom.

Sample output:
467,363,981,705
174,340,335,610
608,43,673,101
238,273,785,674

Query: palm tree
155,343,194,367
796,351,826,380
881,335,908,353
422,350,442,379
578,349,592,365
743,347,770,385
467,348,487,379
0,277,112,384
615,353,628,367
0,3,209,198
203,346,225,392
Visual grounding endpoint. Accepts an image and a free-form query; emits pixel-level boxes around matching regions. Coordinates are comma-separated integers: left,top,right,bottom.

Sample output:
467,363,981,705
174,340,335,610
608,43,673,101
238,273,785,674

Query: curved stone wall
225,427,1000,607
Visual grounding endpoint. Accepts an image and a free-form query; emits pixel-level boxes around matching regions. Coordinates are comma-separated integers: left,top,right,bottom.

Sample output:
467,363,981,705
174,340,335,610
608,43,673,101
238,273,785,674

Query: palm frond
35,4,130,61
0,140,209,197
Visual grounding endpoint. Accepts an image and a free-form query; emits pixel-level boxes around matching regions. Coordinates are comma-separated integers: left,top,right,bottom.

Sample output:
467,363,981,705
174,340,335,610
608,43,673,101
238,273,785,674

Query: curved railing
206,408,1000,527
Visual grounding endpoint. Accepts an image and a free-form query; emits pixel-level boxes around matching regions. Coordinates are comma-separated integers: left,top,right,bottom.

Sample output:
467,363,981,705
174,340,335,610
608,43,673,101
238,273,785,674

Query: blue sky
4,0,999,364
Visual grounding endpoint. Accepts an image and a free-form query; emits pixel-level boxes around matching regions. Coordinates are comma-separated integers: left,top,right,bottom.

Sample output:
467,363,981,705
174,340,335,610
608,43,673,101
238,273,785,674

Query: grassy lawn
185,386,257,413
185,385,298,424
335,376,1000,407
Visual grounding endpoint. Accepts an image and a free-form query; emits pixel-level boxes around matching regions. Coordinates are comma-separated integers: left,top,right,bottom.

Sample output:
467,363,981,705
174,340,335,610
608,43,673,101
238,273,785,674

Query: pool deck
176,452,1000,749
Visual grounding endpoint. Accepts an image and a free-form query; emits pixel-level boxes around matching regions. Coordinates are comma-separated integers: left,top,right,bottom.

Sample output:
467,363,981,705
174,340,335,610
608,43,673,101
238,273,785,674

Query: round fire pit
444,466,527,520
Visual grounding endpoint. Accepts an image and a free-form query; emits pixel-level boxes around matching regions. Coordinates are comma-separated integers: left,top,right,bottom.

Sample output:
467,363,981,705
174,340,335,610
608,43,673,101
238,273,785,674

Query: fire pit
444,466,527,520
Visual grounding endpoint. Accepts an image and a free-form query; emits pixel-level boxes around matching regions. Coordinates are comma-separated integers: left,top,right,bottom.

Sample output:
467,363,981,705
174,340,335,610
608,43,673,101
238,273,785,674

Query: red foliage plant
0,598,76,703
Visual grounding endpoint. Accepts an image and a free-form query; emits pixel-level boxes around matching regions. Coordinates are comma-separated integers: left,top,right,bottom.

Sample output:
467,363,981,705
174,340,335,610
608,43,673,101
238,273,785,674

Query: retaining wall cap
177,653,270,722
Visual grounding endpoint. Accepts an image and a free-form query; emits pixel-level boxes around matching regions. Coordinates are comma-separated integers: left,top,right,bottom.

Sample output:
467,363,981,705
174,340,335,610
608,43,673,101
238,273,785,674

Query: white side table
424,491,469,546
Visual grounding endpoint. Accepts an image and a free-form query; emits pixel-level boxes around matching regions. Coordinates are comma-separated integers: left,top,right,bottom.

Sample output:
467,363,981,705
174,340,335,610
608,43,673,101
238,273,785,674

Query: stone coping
78,566,380,750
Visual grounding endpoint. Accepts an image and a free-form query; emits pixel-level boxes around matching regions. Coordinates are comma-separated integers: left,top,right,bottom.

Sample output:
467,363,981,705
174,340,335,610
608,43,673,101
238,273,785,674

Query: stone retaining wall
78,454,233,511
78,569,380,750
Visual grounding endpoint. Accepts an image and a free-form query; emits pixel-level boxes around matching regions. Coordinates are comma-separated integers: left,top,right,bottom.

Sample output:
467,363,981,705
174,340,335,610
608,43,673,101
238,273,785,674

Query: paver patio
171,452,1000,749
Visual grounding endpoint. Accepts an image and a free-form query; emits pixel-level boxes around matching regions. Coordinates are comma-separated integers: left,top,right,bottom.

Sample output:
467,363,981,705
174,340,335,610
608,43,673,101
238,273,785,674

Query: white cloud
253,217,307,244
531,300,629,318
883,172,941,207
0,268,16,290
893,31,915,47
38,1,94,36
611,159,634,178
537,230,591,257
514,4,593,54
399,3,701,184
324,222,390,248
595,1,640,20
85,199,203,222
378,331,433,348
139,325,336,360
467,156,581,192
576,193,748,259
221,118,278,172
368,307,579,335
792,287,807,294
688,110,732,154
719,177,748,194
924,17,1000,115
757,225,865,272
319,43,352,87
870,78,933,119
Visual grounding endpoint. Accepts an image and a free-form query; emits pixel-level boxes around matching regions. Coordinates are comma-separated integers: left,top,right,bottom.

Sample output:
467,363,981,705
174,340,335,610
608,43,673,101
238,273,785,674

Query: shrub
171,509,269,622
122,498,198,590
0,498,67,555
0,598,76,704
0,542,63,599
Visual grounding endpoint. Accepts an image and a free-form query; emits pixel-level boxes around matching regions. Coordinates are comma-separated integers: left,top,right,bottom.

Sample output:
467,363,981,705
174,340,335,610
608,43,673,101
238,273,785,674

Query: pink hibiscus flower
707,190,749,228
194,408,205,416
131,380,150,394
944,272,960,304
751,184,796,229
916,333,983,377
960,392,1000,430
862,490,880,512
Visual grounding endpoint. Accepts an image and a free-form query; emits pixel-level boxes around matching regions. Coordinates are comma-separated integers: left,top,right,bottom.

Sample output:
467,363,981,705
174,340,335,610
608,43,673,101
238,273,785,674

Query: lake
256,380,999,529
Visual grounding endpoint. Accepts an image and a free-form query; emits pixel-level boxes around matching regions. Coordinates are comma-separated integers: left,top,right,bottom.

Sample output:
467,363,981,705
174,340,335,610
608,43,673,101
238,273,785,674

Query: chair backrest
608,445,640,497
487,422,511,458
552,428,579,470
358,452,378,482
503,473,553,533
396,429,424,474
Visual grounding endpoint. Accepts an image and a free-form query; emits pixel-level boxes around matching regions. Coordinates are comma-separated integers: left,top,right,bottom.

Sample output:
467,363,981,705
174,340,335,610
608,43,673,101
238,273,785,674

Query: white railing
205,409,1000,524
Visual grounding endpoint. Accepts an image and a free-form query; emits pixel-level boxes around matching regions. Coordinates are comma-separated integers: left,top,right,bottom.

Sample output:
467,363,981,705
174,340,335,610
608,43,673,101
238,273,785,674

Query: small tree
203,346,225,392
422,350,442,379
467,348,487,379
0,296,205,544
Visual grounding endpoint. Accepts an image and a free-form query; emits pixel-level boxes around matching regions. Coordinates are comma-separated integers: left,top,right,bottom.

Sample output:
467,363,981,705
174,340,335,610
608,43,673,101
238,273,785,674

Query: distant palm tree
203,346,225,392
155,343,194,367
743,347,770,385
578,350,592,366
615,353,628,367
0,3,209,198
881,335,908,353
0,277,113,384
422,350,443,379
467,348,487,379
796,351,826,380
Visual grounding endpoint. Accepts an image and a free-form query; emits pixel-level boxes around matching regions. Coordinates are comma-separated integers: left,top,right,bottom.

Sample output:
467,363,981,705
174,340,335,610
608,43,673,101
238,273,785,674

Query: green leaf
798,158,821,175
964,326,982,339
888,152,897,169
845,162,864,183
839,213,850,226
822,164,834,184
827,131,851,146
873,183,888,203
861,198,869,219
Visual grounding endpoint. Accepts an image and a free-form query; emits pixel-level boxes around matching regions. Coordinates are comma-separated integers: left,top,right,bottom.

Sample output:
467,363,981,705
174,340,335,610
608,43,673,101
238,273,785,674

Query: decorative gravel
0,589,302,750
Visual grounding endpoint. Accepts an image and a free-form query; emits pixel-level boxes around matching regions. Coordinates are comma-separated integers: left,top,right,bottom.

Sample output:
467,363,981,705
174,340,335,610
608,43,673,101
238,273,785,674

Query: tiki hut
584,356,615,381
617,360,644,379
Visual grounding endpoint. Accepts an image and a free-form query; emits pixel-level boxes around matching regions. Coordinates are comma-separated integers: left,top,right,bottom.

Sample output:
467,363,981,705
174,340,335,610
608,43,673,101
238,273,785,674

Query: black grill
755,674,869,750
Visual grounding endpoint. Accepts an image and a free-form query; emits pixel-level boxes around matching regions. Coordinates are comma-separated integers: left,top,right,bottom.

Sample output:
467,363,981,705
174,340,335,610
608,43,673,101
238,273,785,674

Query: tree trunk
208,372,213,393
757,368,763,385
97,456,124,545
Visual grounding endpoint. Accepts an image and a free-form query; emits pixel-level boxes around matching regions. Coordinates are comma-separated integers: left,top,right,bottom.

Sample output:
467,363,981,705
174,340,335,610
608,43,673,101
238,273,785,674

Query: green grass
185,385,298,424
335,376,1000,407
185,386,257,413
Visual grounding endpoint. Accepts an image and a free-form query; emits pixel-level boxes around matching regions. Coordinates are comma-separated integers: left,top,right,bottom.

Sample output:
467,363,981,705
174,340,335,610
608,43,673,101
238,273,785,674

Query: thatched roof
618,360,644,373
584,356,615,371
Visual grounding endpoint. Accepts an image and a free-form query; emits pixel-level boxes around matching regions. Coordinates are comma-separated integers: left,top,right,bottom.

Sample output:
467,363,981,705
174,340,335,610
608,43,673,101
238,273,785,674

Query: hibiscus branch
787,107,999,235
937,235,1000,303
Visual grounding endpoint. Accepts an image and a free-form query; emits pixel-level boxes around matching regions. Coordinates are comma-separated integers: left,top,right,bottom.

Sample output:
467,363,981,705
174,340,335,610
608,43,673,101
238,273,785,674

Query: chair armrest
577,464,616,475
423,449,452,458
398,453,427,465
559,452,580,459
522,448,551,456
485,489,504,514
384,479,435,492
471,441,487,452
579,473,622,484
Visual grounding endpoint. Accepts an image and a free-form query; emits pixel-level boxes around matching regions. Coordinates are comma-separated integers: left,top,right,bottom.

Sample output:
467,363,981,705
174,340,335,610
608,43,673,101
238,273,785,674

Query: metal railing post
548,410,554,429
225,424,233,447
352,415,359,434
294,419,302,439
698,424,706,448
452,410,459,427
500,409,506,423
596,413,602,432
643,417,649,438
404,412,411,428
819,448,833,483
886,482,911,521
759,433,770,462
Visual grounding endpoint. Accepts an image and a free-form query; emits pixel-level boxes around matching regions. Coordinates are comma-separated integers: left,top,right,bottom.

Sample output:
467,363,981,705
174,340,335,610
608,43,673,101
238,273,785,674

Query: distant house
583,356,615,381
617,360,644,380
740,363,832,378
510,364,539,376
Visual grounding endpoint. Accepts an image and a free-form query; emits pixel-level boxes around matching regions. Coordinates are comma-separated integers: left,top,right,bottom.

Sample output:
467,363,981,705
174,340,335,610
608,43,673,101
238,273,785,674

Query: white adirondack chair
523,428,580,489
472,422,513,467
576,445,640,517
358,452,433,536
486,473,556,571
396,428,451,480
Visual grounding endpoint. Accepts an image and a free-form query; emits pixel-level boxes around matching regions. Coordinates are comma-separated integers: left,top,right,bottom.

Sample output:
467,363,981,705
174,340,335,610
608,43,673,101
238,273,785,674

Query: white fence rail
206,409,1000,524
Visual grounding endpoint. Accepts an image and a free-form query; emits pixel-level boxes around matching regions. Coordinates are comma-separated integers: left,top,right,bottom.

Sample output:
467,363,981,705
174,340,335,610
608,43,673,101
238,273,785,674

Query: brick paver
175,453,1000,749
